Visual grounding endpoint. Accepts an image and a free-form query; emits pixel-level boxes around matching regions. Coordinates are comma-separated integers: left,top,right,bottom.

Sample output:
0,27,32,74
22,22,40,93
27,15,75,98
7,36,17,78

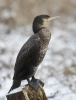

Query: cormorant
8,14,52,93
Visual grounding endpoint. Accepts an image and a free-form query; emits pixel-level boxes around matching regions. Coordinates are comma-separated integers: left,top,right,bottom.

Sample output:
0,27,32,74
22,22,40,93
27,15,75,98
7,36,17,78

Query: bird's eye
46,17,49,19
45,17,50,22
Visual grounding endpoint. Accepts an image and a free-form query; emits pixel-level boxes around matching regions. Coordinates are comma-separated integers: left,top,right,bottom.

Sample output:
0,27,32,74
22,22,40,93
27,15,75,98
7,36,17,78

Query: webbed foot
37,79,44,87
28,78,39,91
27,76,44,91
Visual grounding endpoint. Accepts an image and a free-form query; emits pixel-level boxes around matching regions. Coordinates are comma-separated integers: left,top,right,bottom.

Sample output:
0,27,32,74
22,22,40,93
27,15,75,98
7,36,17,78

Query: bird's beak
49,16,60,21
45,16,60,23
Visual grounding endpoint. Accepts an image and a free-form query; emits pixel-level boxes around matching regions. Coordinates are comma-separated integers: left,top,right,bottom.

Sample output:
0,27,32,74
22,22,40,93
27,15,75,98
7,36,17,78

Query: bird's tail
8,80,21,93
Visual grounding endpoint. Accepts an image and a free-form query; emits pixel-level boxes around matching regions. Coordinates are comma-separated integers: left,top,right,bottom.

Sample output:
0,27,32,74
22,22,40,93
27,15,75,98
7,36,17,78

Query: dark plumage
8,14,51,93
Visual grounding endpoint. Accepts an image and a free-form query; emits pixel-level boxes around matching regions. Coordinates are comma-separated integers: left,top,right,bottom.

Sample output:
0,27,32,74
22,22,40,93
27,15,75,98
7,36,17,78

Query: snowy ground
0,22,76,100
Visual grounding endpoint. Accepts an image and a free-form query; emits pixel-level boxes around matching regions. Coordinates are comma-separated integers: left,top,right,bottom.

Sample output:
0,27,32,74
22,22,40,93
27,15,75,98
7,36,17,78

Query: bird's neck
33,23,44,34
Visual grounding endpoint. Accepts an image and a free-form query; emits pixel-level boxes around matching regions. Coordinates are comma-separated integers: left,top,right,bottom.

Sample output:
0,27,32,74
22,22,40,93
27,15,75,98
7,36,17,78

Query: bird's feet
37,79,44,87
28,78,39,91
27,77,44,91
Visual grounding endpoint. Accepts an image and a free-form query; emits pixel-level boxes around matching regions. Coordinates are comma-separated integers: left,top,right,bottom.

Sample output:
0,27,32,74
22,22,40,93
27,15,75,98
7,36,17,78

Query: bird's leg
32,76,44,87
27,78,30,83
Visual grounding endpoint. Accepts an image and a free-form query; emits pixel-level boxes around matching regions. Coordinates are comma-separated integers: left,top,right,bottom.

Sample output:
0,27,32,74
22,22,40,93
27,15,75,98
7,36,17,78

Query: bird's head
33,14,60,33
40,15,50,25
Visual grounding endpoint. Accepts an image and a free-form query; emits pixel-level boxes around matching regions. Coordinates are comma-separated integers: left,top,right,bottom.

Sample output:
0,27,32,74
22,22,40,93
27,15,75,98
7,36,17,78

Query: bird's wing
14,35,40,74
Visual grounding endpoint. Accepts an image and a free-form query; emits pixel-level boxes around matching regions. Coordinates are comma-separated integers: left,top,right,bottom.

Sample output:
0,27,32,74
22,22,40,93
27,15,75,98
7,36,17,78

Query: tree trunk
6,84,47,100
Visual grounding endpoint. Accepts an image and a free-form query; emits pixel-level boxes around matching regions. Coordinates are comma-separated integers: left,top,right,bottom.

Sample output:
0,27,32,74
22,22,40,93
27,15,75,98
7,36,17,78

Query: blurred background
0,0,76,100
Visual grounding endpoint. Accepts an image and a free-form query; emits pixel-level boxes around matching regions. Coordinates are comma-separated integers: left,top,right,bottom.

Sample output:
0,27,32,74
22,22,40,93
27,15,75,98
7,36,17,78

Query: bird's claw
37,79,44,87
28,78,44,91
28,79,39,91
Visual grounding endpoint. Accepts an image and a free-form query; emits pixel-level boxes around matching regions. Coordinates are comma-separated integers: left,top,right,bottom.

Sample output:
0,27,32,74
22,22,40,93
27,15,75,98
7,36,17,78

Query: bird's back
13,28,51,80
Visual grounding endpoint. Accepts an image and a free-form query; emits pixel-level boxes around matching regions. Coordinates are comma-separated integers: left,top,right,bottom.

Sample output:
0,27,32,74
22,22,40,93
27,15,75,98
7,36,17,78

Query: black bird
8,14,52,93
